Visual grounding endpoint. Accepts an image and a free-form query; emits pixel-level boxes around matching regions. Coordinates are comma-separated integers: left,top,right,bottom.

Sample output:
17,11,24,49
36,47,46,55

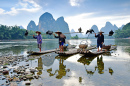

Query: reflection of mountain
42,54,56,66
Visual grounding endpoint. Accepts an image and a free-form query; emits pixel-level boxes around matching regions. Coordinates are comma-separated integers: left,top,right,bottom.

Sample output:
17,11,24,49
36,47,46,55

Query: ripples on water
0,39,130,86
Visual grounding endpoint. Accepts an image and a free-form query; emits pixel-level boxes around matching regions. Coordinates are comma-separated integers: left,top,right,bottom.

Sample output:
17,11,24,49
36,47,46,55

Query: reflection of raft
27,49,59,55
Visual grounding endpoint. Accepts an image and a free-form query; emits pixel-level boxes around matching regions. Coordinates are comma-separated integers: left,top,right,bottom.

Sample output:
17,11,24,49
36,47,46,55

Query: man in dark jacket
95,31,104,51
53,31,66,52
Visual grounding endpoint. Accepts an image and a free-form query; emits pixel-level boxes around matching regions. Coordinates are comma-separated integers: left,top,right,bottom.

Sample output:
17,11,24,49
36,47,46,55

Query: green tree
71,35,79,39
114,22,130,38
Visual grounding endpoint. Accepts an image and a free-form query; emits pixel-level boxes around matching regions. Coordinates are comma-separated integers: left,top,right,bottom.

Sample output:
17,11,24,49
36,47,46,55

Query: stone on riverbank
3,70,9,75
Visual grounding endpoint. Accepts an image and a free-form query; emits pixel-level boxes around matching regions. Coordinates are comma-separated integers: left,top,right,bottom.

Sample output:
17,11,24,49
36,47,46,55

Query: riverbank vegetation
71,35,79,39
114,22,130,38
0,25,54,40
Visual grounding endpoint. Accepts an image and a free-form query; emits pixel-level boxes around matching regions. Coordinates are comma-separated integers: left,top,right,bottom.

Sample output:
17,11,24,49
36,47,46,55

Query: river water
0,39,130,86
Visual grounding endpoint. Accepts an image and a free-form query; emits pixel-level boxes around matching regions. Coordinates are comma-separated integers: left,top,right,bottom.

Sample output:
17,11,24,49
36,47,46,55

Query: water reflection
56,58,67,79
46,56,70,79
42,54,56,67
36,57,43,75
96,55,104,74
1,39,130,86
78,55,114,76
115,39,130,46
109,68,114,75
77,55,96,65
102,52,111,56
0,40,58,56
115,39,130,54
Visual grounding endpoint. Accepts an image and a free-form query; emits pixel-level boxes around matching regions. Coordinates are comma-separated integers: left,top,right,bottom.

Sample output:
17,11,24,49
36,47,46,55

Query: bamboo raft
80,50,105,56
79,45,117,56
55,46,97,56
55,48,78,56
27,45,117,56
27,49,59,55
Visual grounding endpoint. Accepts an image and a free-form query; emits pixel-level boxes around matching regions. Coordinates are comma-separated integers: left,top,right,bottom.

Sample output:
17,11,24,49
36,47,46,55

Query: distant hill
27,12,71,39
70,29,76,37
91,25,99,33
119,25,124,29
86,25,99,39
100,22,119,34
19,25,25,29
27,20,37,31
70,29,85,38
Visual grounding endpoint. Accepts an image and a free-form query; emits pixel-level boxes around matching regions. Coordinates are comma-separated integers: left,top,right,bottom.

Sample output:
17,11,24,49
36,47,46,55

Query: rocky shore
0,54,41,86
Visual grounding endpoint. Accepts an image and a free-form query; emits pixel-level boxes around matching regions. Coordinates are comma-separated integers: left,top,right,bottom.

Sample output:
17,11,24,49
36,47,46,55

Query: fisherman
33,31,42,52
53,31,66,52
95,31,104,52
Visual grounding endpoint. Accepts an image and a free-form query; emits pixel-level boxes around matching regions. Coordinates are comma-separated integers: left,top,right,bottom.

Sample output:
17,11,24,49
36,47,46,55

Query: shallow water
0,39,130,86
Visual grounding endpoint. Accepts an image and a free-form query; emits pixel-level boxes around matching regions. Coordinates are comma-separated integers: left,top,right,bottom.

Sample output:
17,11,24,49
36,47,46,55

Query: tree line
0,25,54,40
71,35,79,39
114,22,130,38
0,23,129,40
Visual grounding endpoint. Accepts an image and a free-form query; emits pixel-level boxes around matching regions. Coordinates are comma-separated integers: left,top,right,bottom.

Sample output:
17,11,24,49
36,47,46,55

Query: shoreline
0,38,130,42
0,39,58,42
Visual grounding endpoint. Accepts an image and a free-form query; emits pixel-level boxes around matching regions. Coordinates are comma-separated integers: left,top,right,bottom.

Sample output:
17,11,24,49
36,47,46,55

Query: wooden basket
103,45,111,50
79,44,88,49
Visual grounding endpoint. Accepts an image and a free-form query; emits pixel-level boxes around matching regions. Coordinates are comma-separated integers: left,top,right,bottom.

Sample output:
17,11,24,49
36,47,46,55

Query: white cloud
65,13,130,32
0,0,41,15
69,0,83,6
0,8,5,14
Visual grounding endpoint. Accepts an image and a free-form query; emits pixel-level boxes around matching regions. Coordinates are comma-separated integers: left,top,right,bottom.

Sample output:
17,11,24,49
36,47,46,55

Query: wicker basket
103,45,111,50
79,44,88,49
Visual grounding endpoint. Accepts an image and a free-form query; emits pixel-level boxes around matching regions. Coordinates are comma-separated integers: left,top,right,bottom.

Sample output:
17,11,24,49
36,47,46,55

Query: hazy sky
0,0,130,32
